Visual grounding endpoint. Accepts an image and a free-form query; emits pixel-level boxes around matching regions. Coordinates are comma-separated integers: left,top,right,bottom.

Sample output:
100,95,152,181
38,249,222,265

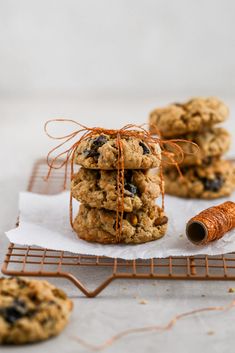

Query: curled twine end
44,119,199,241
68,299,235,351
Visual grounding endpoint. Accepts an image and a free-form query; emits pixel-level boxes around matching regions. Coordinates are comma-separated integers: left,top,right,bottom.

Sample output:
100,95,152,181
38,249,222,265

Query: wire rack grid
2,159,235,297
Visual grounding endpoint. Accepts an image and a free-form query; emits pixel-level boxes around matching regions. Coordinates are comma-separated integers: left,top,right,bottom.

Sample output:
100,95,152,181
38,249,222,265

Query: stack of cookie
149,97,235,199
71,133,168,244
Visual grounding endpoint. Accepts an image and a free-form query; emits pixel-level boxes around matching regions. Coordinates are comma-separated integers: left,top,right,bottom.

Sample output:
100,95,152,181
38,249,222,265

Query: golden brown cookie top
75,133,161,169
149,97,229,138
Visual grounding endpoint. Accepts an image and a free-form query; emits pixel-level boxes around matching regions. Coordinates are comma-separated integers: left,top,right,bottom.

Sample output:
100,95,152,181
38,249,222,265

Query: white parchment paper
5,191,235,259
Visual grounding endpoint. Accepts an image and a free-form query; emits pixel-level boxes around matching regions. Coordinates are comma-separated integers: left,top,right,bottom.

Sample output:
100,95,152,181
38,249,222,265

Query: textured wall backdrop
0,0,234,99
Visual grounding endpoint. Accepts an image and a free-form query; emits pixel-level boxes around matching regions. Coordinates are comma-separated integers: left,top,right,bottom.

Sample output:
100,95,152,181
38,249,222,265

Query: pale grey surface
0,99,235,353
0,0,235,99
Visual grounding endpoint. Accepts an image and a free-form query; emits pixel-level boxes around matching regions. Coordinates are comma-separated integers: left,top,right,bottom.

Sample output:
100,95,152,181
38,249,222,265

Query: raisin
83,135,107,160
202,174,224,192
0,299,28,324
124,170,133,184
92,135,107,147
83,149,99,158
124,183,138,197
2,307,23,324
28,293,37,301
180,166,189,174
139,141,150,154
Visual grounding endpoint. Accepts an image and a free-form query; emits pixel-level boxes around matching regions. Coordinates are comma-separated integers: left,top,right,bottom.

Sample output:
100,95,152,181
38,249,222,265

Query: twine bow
44,119,198,241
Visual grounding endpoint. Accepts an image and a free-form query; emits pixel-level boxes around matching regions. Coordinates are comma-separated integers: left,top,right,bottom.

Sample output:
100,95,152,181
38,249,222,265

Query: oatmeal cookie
71,168,161,212
74,133,161,169
73,204,168,244
164,159,235,199
149,97,229,138
169,127,231,166
0,277,73,345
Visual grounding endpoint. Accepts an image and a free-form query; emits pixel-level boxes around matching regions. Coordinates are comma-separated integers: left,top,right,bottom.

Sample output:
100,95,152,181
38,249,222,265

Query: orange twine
69,299,235,351
44,119,198,240
187,201,235,245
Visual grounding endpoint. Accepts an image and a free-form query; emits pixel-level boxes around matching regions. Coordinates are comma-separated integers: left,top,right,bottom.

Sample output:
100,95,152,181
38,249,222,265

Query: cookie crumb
207,331,215,336
139,299,148,305
228,288,235,293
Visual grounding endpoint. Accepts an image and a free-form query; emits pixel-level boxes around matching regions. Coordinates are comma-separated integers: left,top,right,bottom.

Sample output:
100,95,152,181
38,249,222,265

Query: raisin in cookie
73,204,168,244
149,97,229,138
74,134,161,169
0,277,73,345
170,127,231,166
164,159,235,199
71,168,161,212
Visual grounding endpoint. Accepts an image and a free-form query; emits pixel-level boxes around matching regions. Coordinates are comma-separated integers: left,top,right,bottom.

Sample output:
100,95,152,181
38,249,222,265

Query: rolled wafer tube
186,201,235,245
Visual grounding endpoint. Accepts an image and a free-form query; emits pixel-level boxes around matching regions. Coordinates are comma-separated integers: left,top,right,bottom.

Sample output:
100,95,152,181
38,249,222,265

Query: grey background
0,0,235,100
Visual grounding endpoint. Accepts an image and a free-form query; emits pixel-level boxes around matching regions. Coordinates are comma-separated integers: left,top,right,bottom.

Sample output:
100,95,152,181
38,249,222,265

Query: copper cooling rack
2,159,235,297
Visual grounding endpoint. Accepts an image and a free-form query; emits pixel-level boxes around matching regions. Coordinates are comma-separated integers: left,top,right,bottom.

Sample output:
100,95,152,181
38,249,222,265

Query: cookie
149,97,229,138
170,127,231,166
73,204,168,244
74,133,161,169
0,277,73,345
71,168,161,212
164,159,235,199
